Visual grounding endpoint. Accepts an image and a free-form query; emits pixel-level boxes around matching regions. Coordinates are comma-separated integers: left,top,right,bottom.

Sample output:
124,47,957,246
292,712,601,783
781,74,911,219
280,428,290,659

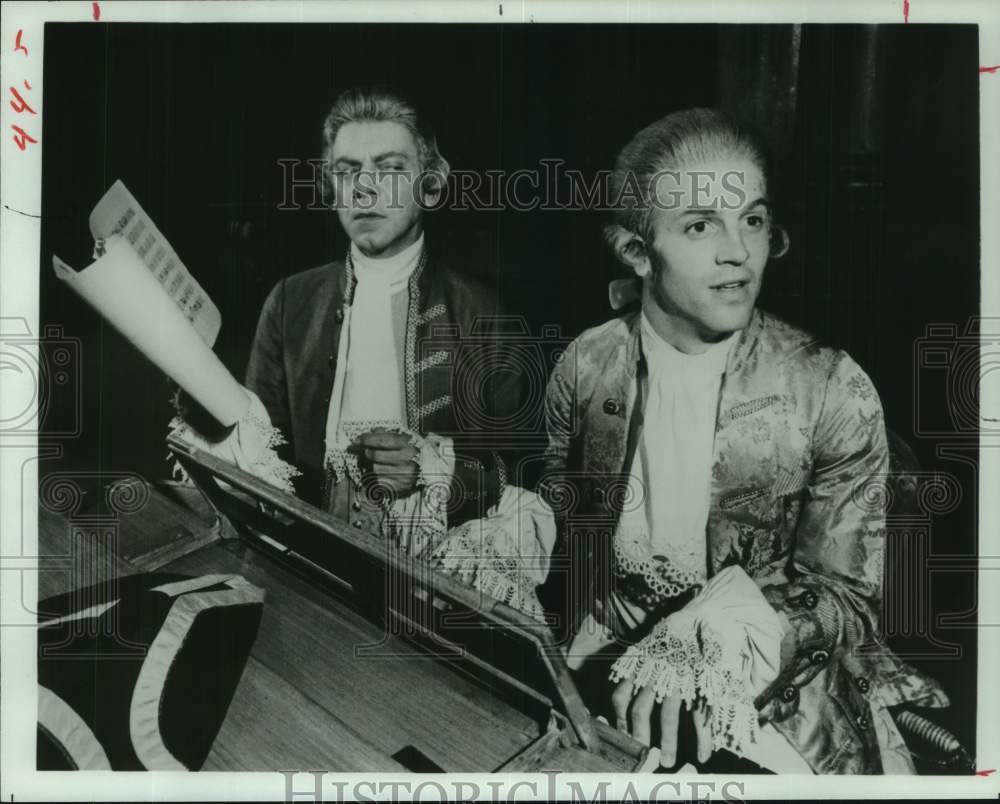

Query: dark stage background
38,23,980,757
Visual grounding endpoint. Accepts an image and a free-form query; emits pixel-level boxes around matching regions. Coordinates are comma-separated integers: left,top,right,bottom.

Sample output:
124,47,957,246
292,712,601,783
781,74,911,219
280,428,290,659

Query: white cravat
612,314,736,623
581,316,812,773
325,234,423,456
322,234,460,557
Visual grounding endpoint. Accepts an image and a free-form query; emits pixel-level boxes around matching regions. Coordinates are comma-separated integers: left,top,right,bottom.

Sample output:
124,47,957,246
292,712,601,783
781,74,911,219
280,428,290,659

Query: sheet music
52,238,249,427
88,180,222,346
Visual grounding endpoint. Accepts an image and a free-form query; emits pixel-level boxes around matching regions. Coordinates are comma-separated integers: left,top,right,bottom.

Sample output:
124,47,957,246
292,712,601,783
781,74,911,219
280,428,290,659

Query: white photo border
1,0,997,800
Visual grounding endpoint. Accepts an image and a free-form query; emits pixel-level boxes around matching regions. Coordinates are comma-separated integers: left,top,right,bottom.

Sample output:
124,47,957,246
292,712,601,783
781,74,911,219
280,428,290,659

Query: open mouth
711,280,749,290
353,211,384,220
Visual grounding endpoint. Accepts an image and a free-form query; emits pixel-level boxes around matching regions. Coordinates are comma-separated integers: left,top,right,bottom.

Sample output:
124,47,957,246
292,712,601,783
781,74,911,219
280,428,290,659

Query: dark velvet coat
245,246,527,526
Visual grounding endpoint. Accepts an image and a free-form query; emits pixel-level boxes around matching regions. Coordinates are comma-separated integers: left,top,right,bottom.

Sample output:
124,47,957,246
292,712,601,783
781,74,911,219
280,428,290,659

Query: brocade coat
540,308,947,774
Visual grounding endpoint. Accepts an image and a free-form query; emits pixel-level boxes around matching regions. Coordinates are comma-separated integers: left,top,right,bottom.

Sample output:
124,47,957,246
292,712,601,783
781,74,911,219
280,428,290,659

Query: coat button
351,500,362,512
603,398,622,416
335,308,345,323
328,354,336,367
798,590,819,610
592,486,606,505
810,649,830,665
856,714,869,731
352,520,363,528
855,677,871,693
780,685,799,703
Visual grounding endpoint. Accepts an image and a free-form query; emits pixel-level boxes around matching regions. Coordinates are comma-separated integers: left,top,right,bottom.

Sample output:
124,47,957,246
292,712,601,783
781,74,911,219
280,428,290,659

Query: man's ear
604,224,651,278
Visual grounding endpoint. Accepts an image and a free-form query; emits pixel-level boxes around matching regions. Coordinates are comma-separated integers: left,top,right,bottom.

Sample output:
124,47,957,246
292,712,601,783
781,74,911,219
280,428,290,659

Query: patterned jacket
245,245,525,526
540,307,947,773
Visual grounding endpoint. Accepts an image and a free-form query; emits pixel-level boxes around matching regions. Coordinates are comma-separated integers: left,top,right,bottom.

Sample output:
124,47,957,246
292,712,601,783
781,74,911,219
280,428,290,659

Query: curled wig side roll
769,223,790,258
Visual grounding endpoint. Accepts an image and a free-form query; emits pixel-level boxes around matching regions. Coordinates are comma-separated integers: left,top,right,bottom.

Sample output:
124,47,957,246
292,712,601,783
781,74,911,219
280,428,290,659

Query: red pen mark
980,65,1000,74
14,29,28,55
93,2,101,21
9,85,36,115
11,124,38,151
23,80,32,90
976,768,996,777
903,0,909,23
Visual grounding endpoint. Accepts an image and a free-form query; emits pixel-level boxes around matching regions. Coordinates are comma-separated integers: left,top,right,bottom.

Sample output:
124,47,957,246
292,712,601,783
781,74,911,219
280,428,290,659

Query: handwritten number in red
11,124,38,151
9,83,36,115
10,32,37,151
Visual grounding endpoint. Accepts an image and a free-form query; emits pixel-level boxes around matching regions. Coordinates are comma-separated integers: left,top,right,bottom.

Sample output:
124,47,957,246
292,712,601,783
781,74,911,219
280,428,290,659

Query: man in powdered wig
540,107,950,773
245,86,527,553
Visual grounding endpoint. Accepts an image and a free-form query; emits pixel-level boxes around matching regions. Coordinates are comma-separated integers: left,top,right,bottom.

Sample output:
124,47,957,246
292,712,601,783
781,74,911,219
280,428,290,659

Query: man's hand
355,429,420,497
611,680,713,767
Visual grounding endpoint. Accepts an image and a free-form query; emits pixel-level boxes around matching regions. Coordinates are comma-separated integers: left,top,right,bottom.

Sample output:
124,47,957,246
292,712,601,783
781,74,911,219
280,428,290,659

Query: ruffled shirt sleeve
609,564,786,757
427,486,557,622
169,387,301,494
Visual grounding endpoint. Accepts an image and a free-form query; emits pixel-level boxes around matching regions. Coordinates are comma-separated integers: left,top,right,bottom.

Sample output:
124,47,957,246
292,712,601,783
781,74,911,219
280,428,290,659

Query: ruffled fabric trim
168,388,301,495
609,615,759,753
430,531,547,622
389,492,448,558
324,418,405,488
607,565,786,759
613,525,706,602
324,423,453,558
428,487,556,623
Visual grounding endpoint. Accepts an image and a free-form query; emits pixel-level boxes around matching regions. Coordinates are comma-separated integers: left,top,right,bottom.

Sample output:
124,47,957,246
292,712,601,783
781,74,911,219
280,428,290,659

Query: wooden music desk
36,439,650,773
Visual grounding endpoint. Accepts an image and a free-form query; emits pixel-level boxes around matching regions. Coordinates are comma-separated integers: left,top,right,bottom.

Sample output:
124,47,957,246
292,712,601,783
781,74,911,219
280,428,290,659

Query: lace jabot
612,315,737,611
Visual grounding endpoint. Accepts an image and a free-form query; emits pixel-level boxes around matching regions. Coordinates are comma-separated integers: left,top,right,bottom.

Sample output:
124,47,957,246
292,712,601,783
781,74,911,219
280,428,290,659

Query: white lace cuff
608,565,786,757
169,388,301,495
610,612,760,753
428,486,556,623
323,425,452,558
432,551,548,623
